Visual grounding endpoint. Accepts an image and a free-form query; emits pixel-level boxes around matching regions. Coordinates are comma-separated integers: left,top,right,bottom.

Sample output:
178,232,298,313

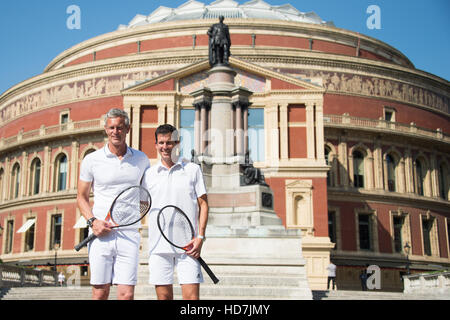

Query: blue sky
0,0,449,95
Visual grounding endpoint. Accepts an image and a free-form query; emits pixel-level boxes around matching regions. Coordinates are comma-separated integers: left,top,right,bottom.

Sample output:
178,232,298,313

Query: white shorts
88,229,141,286
148,253,204,285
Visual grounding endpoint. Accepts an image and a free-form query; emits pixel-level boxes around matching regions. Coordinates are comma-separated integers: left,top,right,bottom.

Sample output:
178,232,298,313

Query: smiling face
155,132,179,168
104,116,129,148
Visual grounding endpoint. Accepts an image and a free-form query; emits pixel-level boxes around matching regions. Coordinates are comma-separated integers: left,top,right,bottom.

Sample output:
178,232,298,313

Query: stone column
132,105,141,150
279,103,289,161
306,102,315,159
315,101,325,161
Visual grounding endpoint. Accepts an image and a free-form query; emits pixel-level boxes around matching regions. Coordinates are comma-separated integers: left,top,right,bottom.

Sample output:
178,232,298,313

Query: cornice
327,188,450,212
44,18,413,72
1,47,448,122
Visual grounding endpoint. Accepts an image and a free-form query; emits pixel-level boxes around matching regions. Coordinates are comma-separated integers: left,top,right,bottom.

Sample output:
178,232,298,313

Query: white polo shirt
142,157,207,254
79,144,150,225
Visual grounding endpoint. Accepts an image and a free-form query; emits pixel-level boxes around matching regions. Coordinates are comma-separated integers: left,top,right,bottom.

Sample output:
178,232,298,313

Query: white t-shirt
79,144,150,227
142,157,207,254
327,263,337,277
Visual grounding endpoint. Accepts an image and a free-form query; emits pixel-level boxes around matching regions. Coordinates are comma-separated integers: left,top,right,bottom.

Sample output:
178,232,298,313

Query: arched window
56,154,68,191
386,154,396,192
11,163,20,199
83,148,96,159
353,150,365,188
30,158,41,195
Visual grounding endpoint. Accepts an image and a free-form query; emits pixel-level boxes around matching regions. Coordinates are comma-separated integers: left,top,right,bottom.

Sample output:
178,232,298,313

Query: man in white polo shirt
77,108,149,300
142,124,209,300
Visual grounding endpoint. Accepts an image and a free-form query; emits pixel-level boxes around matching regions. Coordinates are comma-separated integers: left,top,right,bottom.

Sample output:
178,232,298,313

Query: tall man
77,108,150,300
142,124,209,300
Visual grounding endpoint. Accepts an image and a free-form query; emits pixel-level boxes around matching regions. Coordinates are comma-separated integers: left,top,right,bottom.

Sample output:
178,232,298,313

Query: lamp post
53,242,60,272
404,242,411,275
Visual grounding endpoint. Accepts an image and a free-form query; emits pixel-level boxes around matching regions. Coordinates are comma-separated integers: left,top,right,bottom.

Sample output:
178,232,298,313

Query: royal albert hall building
0,0,449,291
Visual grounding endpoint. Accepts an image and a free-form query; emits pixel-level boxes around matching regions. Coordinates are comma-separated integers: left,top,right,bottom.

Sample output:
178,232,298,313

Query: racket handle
74,233,97,251
198,256,219,284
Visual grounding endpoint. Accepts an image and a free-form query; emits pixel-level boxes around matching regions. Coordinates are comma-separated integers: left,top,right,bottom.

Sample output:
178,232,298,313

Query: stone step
136,283,311,300
312,290,450,300
137,263,311,300
0,286,118,300
138,273,305,287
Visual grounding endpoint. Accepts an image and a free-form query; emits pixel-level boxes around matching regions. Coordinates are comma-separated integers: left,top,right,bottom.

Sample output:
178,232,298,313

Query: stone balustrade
0,264,58,287
403,271,450,296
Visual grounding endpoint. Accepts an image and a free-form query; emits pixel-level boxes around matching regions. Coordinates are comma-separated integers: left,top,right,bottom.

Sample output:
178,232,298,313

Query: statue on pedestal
207,16,231,67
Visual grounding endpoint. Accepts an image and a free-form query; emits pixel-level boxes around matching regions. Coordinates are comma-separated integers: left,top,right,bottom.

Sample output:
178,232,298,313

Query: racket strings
111,187,151,225
158,207,193,248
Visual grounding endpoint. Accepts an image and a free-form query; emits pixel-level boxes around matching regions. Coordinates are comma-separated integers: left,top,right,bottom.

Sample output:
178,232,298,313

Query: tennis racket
157,205,219,284
74,185,151,251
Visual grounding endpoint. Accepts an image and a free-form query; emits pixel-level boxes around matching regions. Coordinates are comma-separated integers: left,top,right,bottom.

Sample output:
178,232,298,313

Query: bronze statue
207,16,231,67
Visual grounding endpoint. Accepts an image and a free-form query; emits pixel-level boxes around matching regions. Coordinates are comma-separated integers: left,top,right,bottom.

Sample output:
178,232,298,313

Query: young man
142,124,209,300
77,108,150,300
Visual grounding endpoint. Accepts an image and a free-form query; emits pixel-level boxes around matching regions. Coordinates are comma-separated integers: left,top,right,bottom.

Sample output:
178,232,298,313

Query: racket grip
198,256,219,284
74,233,97,251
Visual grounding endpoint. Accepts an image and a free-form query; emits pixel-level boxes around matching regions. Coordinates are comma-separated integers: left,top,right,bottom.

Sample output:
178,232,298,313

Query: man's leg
155,284,174,300
117,284,135,300
92,284,110,300
150,254,175,300
181,283,199,300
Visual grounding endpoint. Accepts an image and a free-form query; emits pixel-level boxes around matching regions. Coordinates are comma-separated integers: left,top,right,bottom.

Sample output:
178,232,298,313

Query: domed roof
118,0,334,30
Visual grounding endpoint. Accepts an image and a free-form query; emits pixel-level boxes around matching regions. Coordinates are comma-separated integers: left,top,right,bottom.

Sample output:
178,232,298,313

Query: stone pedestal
137,64,312,299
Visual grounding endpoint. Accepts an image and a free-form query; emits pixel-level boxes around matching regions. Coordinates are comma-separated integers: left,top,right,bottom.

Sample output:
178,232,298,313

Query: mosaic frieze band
277,68,449,114
1,66,448,125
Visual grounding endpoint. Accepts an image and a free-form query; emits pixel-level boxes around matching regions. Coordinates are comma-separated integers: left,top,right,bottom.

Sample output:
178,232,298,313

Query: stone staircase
312,289,450,300
135,264,312,300
2,286,449,300
0,286,117,300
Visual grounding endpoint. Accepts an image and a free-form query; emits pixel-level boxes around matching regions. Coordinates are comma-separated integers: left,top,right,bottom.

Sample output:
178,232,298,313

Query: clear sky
0,0,449,95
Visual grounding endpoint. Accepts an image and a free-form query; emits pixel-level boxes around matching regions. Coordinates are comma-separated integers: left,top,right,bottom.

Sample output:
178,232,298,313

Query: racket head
157,205,195,250
109,185,151,227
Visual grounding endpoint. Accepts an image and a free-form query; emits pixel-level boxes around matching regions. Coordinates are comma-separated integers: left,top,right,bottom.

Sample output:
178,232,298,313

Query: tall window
24,218,35,252
353,150,365,188
179,109,195,160
386,154,396,192
11,163,20,199
50,214,62,249
5,220,14,254
438,164,448,200
0,168,4,202
415,159,424,196
358,214,372,250
393,216,404,253
328,211,336,247
422,217,433,256
56,154,67,191
248,108,265,162
447,219,450,256
325,147,331,187
30,158,41,195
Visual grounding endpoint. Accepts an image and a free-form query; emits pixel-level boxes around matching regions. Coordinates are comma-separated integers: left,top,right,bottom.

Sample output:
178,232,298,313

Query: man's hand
185,237,204,259
91,219,113,237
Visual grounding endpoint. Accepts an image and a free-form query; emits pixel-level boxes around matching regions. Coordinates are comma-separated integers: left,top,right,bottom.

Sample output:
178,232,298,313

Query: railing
323,114,449,143
403,271,450,295
0,264,58,287
0,118,104,152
